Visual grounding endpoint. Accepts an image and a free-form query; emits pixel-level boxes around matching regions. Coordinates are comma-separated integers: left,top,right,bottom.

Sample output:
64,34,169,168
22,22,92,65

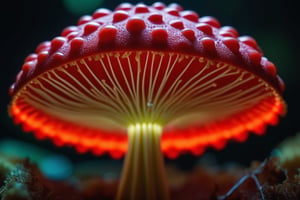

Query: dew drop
147,100,153,107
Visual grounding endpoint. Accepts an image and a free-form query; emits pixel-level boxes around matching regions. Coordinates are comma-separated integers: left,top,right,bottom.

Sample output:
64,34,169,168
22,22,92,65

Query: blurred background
0,0,299,173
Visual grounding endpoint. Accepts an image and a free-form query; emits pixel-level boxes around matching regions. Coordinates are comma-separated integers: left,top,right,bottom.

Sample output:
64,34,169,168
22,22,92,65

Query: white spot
147,100,153,108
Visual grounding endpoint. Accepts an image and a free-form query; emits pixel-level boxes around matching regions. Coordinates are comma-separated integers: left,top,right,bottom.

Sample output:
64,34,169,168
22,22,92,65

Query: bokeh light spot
63,0,104,15
39,154,73,180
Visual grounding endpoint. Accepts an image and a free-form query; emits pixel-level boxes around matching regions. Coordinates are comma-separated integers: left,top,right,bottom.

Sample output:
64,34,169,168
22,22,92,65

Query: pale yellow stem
116,123,169,200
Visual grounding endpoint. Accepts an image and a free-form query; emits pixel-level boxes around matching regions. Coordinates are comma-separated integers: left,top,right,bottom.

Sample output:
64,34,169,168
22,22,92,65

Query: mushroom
9,2,286,200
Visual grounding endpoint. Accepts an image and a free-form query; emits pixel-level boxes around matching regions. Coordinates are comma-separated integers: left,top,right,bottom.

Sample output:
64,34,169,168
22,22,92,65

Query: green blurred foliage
63,0,104,15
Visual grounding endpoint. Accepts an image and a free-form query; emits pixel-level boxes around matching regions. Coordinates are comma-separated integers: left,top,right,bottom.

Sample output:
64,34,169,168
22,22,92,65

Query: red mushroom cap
9,2,286,158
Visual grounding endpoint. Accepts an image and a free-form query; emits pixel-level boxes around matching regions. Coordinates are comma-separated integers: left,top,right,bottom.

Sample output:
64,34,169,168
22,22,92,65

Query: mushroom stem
116,123,169,200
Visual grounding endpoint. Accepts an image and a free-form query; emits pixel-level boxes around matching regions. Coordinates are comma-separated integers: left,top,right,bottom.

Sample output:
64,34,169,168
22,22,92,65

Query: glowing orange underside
10,95,284,159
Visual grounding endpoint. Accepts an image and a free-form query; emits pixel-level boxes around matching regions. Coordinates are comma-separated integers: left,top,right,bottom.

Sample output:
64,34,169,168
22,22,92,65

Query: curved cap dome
9,2,286,158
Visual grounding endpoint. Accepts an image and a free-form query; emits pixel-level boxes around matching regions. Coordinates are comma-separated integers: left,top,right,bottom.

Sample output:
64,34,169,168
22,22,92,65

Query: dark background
1,0,299,169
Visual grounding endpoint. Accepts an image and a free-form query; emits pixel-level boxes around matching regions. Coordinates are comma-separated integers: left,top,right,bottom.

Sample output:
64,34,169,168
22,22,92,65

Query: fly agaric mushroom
9,2,286,200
